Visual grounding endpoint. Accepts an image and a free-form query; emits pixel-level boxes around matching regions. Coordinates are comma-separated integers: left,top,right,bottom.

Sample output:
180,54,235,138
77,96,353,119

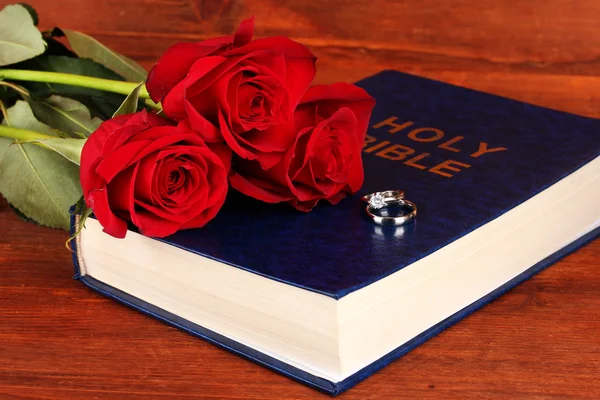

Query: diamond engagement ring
361,190,417,226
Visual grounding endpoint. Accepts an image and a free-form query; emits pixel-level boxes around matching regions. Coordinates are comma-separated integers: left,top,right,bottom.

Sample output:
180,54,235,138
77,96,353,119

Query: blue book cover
72,70,600,395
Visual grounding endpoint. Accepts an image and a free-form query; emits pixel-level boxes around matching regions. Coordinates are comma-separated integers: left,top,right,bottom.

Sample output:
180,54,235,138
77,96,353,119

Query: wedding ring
361,190,417,226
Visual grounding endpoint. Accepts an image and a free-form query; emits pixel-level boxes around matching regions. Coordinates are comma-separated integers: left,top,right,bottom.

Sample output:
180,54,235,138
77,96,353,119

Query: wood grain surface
1,1,599,399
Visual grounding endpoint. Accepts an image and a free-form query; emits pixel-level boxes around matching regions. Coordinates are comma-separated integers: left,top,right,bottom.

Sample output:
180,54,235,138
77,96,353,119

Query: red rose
230,83,376,211
80,110,231,238
145,17,316,169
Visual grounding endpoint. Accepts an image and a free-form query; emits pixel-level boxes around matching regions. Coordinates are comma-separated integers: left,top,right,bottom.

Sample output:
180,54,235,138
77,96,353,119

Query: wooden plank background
1,0,599,399
24,0,600,117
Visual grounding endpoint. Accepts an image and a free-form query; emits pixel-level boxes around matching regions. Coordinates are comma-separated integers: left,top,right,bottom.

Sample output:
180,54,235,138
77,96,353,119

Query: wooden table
1,1,599,398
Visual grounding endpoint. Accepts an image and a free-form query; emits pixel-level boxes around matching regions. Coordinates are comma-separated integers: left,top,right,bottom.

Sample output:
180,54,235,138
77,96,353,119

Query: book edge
69,208,600,396
68,208,341,396
334,225,600,393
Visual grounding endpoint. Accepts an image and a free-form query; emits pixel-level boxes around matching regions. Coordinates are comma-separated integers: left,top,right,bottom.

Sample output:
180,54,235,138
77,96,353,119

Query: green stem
0,125,56,141
0,101,9,125
0,81,29,98
143,98,161,111
0,69,161,111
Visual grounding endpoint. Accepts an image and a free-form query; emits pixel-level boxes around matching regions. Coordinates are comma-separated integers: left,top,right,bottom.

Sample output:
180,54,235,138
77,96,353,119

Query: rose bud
229,83,376,211
80,110,231,238
145,17,316,169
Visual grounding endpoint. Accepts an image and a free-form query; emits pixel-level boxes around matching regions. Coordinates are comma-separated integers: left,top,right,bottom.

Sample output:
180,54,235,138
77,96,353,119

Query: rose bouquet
0,4,375,239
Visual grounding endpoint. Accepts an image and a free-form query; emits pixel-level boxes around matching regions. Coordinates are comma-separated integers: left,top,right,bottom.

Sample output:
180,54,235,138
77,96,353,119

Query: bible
71,70,600,395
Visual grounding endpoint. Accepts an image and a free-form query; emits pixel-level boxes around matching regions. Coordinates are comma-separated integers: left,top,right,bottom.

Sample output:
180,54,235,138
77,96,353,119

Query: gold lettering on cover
375,144,415,160
364,140,392,153
363,135,377,148
429,160,472,178
471,142,508,158
404,153,430,170
438,136,464,153
407,127,445,142
372,117,414,134
365,116,508,176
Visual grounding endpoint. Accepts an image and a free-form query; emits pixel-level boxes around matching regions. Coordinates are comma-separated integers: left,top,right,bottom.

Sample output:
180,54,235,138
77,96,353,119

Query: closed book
71,70,600,396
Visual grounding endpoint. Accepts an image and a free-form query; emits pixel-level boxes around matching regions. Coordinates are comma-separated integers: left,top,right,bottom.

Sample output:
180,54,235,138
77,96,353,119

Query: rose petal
133,156,158,205
229,171,293,203
294,182,326,202
185,149,228,207
243,122,294,151
146,41,231,103
218,110,256,160
95,128,195,184
150,146,227,209
238,50,287,82
95,140,152,183
161,80,188,120
233,16,255,47
184,56,229,99
252,150,286,170
127,133,202,165
80,117,131,180
87,189,128,238
126,126,182,143
224,37,316,108
133,207,183,238
346,139,365,193
169,163,202,206
325,191,349,206
135,177,206,223
179,194,225,229
226,71,244,129
187,67,237,126
81,160,105,201
299,83,375,144
184,101,221,142
102,111,171,154
160,55,227,122
206,142,233,174
288,197,320,212
106,164,136,214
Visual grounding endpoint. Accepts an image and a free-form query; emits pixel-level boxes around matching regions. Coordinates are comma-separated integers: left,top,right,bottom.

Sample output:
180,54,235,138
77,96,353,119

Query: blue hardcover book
71,70,600,396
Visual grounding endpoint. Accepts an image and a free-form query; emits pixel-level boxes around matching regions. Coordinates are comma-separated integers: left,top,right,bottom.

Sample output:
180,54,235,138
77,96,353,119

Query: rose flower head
145,17,317,169
80,110,231,238
230,83,376,211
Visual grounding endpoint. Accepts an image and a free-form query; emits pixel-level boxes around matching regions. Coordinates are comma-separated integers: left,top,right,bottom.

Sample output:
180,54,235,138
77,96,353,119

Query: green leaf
2,100,60,136
0,4,46,66
113,82,143,117
66,199,93,249
29,95,102,138
18,3,38,26
63,29,147,83
19,137,86,165
0,101,82,230
42,28,77,58
0,85,19,108
14,55,127,119
9,201,38,224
